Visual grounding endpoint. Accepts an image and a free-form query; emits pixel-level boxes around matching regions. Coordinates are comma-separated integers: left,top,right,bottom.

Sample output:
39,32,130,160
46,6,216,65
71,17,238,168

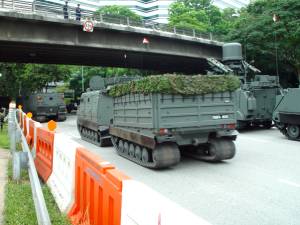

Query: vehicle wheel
57,115,66,121
207,139,236,162
263,121,273,129
118,140,124,153
142,148,150,163
129,144,135,157
286,125,300,140
123,142,129,155
134,146,142,160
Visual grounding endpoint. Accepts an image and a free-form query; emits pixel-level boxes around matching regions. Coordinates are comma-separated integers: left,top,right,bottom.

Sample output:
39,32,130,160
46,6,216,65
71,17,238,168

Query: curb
0,149,10,225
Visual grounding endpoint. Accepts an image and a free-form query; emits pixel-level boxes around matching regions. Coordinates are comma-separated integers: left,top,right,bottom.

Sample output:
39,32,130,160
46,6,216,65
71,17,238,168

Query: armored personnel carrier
208,43,280,129
77,76,140,147
78,75,240,168
21,92,67,122
273,88,300,140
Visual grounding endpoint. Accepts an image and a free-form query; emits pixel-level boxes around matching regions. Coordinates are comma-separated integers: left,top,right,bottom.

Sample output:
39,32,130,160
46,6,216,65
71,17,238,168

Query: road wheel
263,121,273,129
287,125,300,140
134,146,142,160
142,148,150,163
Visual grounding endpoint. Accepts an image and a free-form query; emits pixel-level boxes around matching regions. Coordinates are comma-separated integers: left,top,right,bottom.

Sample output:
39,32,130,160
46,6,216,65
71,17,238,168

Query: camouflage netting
108,74,240,97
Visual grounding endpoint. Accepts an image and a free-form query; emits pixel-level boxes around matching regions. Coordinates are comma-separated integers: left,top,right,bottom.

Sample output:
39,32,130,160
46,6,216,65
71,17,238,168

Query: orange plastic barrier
23,116,28,136
26,119,35,148
19,111,23,128
68,147,130,225
34,127,55,182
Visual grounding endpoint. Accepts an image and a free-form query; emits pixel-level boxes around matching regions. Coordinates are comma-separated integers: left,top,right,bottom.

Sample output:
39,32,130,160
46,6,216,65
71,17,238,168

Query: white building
50,0,250,24
212,0,250,10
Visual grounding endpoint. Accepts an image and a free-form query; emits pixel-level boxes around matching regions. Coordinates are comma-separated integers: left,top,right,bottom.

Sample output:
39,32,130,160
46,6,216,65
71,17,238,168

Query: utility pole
273,14,279,83
81,66,84,92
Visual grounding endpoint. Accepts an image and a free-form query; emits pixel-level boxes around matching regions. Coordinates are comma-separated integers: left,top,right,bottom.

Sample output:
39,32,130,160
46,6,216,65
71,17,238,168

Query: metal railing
0,0,223,42
8,106,51,225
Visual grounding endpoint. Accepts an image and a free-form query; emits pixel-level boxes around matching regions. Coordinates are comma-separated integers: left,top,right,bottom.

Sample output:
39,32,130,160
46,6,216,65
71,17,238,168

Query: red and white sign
273,14,279,22
83,20,94,32
143,37,149,44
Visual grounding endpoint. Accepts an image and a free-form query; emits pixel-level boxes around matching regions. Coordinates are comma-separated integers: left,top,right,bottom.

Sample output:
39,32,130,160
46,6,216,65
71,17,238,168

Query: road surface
55,114,300,225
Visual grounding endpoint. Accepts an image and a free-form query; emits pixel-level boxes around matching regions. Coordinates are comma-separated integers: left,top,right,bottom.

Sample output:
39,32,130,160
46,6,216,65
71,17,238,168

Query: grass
3,122,71,225
0,123,9,149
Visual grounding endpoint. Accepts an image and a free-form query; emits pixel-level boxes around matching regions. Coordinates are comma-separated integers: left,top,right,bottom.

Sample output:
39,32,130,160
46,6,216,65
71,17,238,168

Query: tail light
36,95,43,102
159,128,169,135
222,124,236,129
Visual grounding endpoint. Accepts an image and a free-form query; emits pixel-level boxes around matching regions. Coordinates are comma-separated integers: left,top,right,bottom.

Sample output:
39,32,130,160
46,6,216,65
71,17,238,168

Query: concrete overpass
0,11,223,73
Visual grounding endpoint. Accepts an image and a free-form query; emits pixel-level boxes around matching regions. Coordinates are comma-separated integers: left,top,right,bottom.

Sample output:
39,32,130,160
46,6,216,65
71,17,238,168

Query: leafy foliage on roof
108,74,240,97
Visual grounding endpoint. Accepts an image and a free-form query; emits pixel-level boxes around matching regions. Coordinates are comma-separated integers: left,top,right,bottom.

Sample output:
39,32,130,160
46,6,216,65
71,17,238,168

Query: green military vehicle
77,76,140,147
208,43,281,129
273,88,300,140
21,92,67,122
78,75,240,168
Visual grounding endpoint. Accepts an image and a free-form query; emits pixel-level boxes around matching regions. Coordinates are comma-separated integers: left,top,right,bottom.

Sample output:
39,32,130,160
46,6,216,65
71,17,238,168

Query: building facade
53,0,250,24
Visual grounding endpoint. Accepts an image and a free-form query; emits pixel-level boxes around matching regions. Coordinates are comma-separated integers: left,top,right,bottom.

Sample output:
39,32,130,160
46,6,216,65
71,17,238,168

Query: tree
168,0,237,36
20,64,72,93
94,5,142,22
226,0,300,83
0,63,72,98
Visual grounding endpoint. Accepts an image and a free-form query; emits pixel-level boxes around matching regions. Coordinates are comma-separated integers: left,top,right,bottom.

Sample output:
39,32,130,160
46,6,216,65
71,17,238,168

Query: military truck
20,92,67,122
78,75,239,169
208,43,281,129
273,88,300,140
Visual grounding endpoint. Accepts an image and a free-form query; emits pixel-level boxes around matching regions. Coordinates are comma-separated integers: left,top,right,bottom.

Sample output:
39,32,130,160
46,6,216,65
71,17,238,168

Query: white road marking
278,179,300,188
239,136,270,143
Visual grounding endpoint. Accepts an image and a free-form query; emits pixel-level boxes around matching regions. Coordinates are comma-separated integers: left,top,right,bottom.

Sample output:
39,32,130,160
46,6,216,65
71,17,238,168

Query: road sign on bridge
83,20,94,32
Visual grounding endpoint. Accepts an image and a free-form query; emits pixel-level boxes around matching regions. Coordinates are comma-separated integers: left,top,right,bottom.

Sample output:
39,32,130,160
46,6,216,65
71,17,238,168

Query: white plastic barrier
47,133,81,213
121,180,211,225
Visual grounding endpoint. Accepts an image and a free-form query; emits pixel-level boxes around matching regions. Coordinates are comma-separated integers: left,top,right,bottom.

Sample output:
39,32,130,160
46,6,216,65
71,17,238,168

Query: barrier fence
0,0,223,42
8,104,211,225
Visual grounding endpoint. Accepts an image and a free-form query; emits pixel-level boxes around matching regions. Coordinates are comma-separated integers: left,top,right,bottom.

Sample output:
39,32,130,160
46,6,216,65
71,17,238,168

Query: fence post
127,17,130,26
1,0,4,9
9,108,16,154
32,0,35,12
193,29,196,37
100,14,103,22
173,27,176,34
210,32,213,40
12,0,14,9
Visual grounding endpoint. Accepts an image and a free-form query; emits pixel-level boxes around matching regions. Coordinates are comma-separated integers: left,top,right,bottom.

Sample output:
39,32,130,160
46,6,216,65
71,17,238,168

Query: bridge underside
0,41,210,73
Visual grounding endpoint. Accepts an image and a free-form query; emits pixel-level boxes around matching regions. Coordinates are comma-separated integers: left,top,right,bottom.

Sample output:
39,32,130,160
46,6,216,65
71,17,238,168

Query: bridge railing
0,0,224,42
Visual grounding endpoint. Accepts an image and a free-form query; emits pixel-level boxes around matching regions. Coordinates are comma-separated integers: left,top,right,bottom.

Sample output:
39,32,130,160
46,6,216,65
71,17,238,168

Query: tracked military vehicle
273,88,300,140
78,75,240,169
109,75,239,168
208,43,280,129
77,76,140,147
21,92,66,122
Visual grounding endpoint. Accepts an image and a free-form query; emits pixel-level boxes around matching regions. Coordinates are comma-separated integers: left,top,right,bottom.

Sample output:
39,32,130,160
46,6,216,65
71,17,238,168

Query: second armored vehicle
77,76,139,147
273,88,300,140
20,92,67,122
208,43,281,129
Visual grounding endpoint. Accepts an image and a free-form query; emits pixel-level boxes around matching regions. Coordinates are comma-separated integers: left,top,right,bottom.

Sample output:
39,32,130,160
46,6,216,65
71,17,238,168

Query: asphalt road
56,114,300,225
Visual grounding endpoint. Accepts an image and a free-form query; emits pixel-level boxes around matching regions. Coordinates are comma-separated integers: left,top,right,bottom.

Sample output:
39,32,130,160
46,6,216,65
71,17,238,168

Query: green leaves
94,5,142,22
227,0,300,80
169,0,238,35
108,74,240,97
